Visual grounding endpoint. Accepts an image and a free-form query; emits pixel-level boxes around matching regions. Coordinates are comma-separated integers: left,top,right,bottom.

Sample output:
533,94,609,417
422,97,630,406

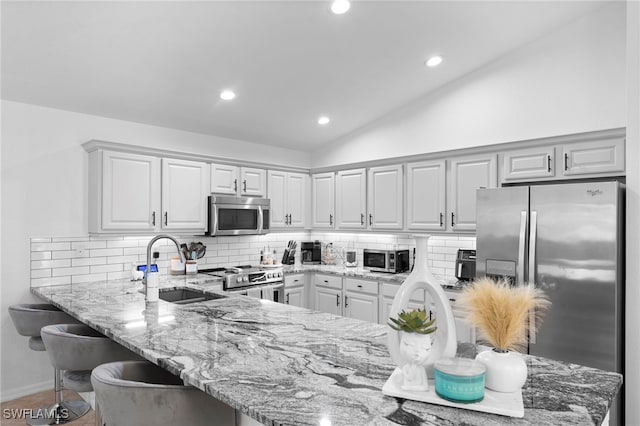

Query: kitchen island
32,275,621,426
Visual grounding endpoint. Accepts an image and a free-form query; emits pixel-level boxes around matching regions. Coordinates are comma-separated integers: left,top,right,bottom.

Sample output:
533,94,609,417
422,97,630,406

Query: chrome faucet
144,234,185,285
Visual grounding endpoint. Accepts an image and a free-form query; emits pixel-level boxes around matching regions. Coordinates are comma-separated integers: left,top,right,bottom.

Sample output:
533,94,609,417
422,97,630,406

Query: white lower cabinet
343,278,378,323
284,273,306,308
313,274,343,315
445,290,476,344
379,282,426,325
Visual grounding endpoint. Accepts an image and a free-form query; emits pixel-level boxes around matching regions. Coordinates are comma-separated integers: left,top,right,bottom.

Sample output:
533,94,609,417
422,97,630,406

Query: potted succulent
459,277,550,392
388,308,437,391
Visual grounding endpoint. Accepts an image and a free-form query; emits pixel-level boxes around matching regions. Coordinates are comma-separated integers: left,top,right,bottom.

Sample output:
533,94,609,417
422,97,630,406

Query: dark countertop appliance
455,249,476,281
301,241,321,265
363,249,410,273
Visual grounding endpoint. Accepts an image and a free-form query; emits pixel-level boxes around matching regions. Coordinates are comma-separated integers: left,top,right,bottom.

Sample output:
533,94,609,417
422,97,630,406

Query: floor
1,389,96,425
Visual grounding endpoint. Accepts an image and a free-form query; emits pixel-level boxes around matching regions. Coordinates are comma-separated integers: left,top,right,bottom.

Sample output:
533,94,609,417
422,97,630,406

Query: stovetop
199,265,283,290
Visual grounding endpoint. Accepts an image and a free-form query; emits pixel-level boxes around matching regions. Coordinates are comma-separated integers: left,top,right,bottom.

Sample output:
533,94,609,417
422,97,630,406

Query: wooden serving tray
382,367,524,418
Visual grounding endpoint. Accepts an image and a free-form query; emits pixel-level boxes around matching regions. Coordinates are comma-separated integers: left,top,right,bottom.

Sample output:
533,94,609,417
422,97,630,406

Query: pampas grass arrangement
459,277,550,352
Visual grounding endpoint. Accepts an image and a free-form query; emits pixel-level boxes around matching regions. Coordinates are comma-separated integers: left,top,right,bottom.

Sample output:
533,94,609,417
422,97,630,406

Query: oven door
227,283,284,303
363,250,389,272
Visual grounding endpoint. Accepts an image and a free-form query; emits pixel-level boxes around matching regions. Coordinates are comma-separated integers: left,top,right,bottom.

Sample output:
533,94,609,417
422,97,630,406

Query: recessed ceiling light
426,56,443,67
220,90,236,100
331,0,350,15
318,116,330,125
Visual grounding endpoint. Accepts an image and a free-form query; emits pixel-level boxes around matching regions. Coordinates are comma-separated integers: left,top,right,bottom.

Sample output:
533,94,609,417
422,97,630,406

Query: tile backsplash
30,232,475,287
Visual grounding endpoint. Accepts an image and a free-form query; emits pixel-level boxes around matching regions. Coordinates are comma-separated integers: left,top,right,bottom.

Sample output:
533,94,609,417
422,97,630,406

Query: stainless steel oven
208,195,270,236
200,266,284,303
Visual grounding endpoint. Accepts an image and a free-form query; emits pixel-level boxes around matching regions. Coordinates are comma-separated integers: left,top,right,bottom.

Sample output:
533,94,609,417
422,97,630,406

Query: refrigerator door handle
517,211,527,286
528,211,538,344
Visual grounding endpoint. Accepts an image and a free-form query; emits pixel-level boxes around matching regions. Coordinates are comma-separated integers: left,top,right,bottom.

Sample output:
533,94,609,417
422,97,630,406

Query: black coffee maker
301,241,322,265
455,249,476,281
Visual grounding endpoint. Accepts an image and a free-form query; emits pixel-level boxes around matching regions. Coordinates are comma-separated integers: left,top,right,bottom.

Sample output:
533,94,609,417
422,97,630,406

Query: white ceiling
1,1,608,152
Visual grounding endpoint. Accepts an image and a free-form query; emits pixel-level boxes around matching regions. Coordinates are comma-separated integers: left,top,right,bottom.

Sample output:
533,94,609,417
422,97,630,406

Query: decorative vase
398,331,432,391
475,348,527,393
387,234,457,378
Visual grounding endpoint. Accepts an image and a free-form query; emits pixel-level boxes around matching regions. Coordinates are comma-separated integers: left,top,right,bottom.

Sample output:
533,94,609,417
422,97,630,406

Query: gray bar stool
40,324,142,424
8,303,80,426
91,360,235,426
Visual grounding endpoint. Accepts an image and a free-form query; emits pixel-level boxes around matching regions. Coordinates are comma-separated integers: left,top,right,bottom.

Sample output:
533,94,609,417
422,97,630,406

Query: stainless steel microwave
208,195,270,236
363,249,410,273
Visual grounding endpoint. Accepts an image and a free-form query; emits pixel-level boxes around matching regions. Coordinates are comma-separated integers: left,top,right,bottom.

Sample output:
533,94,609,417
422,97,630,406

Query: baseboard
0,381,52,403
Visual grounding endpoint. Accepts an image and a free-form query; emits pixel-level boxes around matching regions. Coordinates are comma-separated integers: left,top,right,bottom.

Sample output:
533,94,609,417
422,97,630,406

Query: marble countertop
32,276,621,426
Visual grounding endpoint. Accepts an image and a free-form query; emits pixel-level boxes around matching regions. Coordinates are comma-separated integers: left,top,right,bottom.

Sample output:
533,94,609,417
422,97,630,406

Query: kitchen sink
156,288,227,304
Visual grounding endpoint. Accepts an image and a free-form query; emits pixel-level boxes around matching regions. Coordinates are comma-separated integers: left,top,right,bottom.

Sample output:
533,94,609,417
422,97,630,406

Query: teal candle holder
434,358,486,403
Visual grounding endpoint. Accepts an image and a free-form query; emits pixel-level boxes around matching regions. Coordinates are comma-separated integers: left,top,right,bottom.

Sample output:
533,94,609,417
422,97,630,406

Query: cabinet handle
286,293,290,304
451,212,455,227
234,179,238,192
439,213,443,227
152,211,156,226
329,214,333,226
360,213,364,225
564,153,569,171
344,295,349,307
336,294,340,306
369,214,373,226
243,179,247,192
164,212,168,226
357,284,362,288
547,155,552,172
324,280,329,283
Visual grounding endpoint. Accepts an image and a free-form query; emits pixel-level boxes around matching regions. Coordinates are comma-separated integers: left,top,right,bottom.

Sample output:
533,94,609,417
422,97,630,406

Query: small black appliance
455,249,476,281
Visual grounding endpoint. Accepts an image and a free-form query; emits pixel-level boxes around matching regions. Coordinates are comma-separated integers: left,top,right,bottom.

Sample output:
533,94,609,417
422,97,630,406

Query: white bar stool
40,323,142,424
91,360,236,426
8,303,79,426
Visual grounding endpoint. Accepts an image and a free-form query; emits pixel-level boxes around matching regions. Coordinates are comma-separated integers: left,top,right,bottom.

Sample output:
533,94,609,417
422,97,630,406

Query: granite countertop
32,276,621,426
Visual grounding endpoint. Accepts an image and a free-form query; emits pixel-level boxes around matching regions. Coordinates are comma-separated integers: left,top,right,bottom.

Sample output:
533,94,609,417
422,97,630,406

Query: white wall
312,2,626,168
0,101,310,400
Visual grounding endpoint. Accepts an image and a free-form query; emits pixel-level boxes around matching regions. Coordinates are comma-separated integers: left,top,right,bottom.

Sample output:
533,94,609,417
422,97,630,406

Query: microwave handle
210,204,218,236
258,205,264,234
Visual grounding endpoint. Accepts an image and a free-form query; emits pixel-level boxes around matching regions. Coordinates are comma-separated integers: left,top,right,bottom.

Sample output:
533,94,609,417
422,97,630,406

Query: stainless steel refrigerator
476,180,624,373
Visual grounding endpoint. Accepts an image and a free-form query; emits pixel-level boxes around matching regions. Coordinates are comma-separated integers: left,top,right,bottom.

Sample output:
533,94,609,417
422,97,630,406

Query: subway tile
107,271,131,281
107,255,140,265
32,259,71,269
90,248,123,257
31,251,52,261
72,257,107,267
52,236,90,242
89,235,119,241
91,264,123,274
107,239,142,248
31,242,71,252
123,247,146,256
31,237,52,243
31,276,71,287
52,250,89,259
71,273,107,284
52,266,91,277
31,269,52,279
72,240,107,250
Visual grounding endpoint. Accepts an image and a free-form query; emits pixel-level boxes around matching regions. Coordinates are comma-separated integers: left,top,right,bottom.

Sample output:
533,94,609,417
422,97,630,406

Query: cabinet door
502,147,554,181
161,159,209,231
314,286,342,315
101,151,160,231
344,291,378,323
210,163,239,195
368,165,403,229
240,167,266,197
450,155,497,231
286,286,306,308
336,168,367,229
311,173,335,229
267,170,287,228
379,296,425,326
562,139,625,176
287,173,307,228
406,160,446,230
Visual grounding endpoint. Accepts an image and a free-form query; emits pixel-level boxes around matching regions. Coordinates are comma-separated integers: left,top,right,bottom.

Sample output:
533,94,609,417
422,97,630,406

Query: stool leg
25,368,61,426
55,368,91,424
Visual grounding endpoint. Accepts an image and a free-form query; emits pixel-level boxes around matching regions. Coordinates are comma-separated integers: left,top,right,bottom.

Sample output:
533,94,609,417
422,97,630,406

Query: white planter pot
475,349,527,393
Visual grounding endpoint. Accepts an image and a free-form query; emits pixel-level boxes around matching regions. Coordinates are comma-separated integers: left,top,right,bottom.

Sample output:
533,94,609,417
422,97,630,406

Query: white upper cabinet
210,164,239,195
336,168,367,229
368,165,403,230
268,171,308,229
562,138,625,176
449,154,497,231
90,150,160,233
406,160,446,231
161,158,210,232
311,172,335,229
502,146,555,181
210,164,266,197
241,167,266,197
